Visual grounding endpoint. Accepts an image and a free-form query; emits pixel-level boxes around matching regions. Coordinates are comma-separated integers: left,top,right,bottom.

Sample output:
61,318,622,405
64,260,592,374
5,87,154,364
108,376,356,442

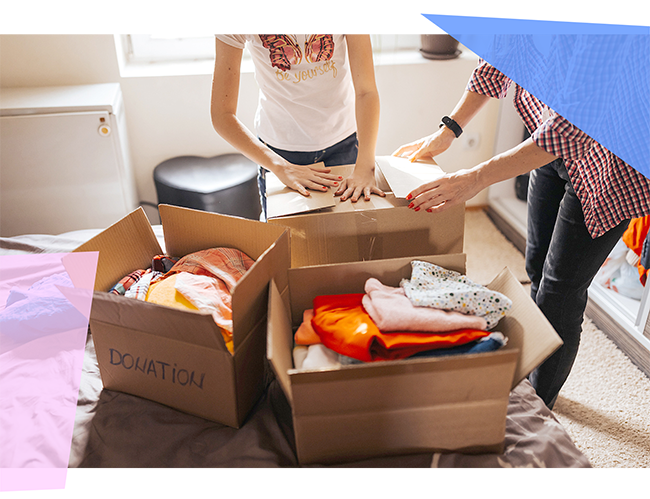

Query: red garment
622,216,650,285
311,294,489,362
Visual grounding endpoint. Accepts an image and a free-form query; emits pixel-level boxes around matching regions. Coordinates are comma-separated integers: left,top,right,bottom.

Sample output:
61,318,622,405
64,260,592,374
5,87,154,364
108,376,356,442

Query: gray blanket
2,229,591,468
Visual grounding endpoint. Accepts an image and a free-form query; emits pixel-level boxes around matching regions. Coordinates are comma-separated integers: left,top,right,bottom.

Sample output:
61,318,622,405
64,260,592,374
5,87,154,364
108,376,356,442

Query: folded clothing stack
293,261,511,370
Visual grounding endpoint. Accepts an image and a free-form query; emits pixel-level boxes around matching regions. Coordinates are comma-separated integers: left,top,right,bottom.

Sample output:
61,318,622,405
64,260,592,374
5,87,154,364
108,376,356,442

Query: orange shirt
622,216,650,285
311,294,489,362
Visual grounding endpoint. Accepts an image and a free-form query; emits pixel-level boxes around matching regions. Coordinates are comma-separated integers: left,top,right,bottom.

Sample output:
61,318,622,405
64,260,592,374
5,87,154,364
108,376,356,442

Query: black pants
526,159,629,409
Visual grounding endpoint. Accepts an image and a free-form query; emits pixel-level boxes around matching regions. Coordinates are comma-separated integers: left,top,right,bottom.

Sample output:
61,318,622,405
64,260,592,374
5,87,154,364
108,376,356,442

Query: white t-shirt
216,34,357,152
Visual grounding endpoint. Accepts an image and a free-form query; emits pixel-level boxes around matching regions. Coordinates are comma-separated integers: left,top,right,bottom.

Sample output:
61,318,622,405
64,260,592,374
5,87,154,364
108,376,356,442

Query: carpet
464,208,650,468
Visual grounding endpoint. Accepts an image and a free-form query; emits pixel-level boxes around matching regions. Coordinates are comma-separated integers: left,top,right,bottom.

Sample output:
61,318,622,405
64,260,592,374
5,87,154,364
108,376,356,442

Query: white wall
0,34,501,224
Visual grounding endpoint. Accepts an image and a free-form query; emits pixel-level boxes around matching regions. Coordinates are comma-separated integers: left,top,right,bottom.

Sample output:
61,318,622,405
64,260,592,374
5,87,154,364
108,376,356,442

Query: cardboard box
75,204,290,428
267,158,464,268
267,254,563,464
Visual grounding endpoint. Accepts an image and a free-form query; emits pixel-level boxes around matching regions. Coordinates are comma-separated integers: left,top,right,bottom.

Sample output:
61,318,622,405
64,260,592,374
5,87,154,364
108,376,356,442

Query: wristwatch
439,116,463,138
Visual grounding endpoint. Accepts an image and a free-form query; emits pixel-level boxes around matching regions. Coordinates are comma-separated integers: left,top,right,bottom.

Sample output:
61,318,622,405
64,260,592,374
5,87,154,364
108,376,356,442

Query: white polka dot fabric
400,261,512,329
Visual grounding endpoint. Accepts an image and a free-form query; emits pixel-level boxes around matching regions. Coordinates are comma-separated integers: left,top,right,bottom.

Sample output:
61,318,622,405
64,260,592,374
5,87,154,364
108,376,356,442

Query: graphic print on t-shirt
259,35,334,72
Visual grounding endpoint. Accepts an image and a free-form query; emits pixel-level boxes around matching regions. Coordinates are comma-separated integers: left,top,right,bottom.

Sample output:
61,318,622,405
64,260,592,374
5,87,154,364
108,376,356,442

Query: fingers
404,179,450,212
392,143,416,158
293,183,311,197
291,171,342,191
339,185,384,202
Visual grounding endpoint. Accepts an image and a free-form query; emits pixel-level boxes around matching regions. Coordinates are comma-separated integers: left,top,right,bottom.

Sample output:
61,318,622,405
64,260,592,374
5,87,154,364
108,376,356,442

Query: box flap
267,163,406,219
267,279,294,404
266,156,446,218
91,290,227,351
272,204,465,268
158,204,286,260
74,207,162,292
487,267,563,387
266,163,340,218
375,156,444,199
158,204,291,352
230,229,291,351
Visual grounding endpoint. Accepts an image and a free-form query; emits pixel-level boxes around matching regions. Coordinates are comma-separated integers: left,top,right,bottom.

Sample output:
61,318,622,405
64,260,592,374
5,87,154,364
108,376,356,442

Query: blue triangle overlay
422,14,650,181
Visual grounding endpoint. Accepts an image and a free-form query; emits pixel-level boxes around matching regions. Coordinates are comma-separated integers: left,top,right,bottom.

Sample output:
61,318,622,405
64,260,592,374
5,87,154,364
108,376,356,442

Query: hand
334,162,386,202
406,168,482,214
275,162,343,197
392,126,456,162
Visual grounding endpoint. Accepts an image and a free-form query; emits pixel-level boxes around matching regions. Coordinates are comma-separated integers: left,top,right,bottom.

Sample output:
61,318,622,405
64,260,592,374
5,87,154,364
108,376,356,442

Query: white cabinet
0,83,138,236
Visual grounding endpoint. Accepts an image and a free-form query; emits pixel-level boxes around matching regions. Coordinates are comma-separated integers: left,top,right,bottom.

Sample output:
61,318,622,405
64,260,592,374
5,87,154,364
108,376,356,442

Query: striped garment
467,60,650,238
109,269,148,295
124,269,162,301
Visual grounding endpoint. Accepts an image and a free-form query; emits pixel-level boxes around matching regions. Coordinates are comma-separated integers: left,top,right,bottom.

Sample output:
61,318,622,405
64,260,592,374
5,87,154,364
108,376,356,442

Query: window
120,34,423,65
122,34,217,63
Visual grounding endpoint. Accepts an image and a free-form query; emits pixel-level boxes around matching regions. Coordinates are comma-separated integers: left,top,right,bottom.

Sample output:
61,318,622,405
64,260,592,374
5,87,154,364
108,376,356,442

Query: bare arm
393,89,492,161
406,137,558,213
210,38,339,196
335,35,385,202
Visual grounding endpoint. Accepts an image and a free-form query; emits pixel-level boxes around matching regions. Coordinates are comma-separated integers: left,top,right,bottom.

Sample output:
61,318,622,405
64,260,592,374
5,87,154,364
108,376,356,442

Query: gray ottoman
154,154,261,220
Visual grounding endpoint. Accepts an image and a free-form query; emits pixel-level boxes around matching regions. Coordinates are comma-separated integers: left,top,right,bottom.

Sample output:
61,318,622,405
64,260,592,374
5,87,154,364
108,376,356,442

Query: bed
0,227,591,469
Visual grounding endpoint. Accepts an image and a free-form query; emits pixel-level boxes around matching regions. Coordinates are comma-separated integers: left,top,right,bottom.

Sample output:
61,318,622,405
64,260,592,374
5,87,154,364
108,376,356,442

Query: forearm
407,138,559,213
210,37,287,176
354,89,380,169
474,137,559,190
448,89,492,130
210,111,286,175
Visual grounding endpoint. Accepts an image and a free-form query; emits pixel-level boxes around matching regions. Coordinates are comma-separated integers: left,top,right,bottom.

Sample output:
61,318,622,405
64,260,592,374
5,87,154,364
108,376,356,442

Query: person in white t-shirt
210,35,385,219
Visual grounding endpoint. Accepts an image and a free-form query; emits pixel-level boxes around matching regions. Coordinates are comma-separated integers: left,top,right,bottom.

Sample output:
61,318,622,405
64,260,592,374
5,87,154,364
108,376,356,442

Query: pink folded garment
362,277,487,332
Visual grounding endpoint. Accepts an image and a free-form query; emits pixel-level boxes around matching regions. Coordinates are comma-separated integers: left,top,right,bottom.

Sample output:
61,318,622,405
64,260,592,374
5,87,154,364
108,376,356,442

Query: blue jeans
526,159,629,409
257,133,359,221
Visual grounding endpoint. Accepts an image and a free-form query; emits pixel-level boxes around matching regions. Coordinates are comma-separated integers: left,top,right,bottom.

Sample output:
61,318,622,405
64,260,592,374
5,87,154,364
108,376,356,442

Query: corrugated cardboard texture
374,156,444,199
267,279,295,405
91,290,226,351
158,204,286,260
158,204,291,351
267,255,561,464
488,268,564,387
82,205,292,427
91,318,239,426
266,158,443,218
292,354,514,463
270,204,464,268
74,207,162,292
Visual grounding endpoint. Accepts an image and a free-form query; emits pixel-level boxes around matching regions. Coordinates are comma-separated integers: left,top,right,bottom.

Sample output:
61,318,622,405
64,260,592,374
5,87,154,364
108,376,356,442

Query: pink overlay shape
0,252,98,492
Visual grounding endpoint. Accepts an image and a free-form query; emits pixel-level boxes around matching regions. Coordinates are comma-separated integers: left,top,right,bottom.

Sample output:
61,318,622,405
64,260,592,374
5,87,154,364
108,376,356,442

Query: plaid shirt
467,60,650,238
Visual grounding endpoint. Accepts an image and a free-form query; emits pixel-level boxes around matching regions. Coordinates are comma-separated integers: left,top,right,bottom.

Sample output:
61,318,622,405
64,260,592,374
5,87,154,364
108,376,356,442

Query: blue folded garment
339,332,507,365
409,332,507,359
0,272,87,346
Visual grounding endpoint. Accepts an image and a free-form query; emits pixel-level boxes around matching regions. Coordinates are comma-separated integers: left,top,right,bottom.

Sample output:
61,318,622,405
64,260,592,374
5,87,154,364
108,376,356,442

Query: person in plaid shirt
394,60,650,410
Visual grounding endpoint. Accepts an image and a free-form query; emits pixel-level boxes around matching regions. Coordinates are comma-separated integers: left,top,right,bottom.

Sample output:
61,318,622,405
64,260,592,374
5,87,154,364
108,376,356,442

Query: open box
266,157,464,268
267,253,563,464
74,204,290,428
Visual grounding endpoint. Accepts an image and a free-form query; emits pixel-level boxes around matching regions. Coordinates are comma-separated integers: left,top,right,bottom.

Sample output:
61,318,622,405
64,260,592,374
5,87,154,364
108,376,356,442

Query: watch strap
439,116,463,138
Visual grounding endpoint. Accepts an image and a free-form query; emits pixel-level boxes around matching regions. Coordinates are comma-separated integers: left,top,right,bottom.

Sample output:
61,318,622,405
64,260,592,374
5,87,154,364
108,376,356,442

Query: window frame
121,34,423,65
